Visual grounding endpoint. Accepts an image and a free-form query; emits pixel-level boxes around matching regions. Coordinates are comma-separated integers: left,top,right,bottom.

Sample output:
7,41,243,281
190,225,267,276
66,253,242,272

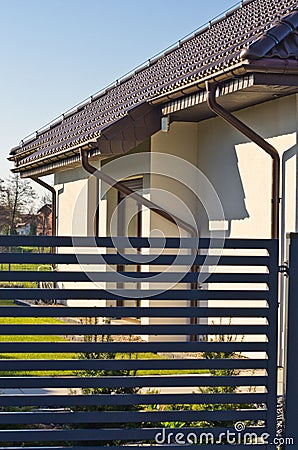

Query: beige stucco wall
146,95,297,242
55,164,99,236
151,122,199,236
197,94,297,239
146,123,200,341
54,162,107,308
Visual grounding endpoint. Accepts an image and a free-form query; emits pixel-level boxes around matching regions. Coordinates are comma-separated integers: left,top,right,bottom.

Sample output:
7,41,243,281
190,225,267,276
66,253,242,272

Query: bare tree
40,193,52,206
0,174,37,234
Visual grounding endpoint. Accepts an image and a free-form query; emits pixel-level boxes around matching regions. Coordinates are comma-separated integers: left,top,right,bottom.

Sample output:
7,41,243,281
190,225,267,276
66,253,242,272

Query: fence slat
0,270,270,283
0,288,269,300
0,359,267,370
0,306,270,318
0,323,269,334
0,375,268,388
0,341,268,353
0,235,275,248
0,253,270,265
0,393,266,407
0,425,270,442
0,409,266,424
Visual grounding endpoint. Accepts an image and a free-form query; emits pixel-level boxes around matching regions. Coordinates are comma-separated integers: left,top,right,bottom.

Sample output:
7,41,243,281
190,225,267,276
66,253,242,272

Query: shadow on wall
197,118,249,237
197,95,297,237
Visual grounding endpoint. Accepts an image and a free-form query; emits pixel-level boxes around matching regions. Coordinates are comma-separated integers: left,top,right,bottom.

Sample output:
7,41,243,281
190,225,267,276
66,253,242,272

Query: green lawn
0,263,52,288
117,352,207,375
0,264,206,376
0,300,16,306
0,316,75,376
0,314,207,377
0,263,52,271
18,246,50,253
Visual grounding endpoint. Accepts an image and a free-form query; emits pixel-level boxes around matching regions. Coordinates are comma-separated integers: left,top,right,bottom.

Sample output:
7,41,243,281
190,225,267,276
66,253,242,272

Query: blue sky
0,0,239,183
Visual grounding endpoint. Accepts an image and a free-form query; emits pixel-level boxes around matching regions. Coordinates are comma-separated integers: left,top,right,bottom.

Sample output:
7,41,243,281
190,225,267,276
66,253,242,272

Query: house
36,203,52,236
8,0,298,341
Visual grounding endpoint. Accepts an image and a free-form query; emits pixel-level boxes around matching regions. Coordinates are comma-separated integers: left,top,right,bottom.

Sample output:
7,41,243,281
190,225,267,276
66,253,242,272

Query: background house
36,204,52,236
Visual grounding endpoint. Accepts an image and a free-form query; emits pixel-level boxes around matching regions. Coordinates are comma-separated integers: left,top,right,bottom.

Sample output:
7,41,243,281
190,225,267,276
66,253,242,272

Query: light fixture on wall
161,115,170,132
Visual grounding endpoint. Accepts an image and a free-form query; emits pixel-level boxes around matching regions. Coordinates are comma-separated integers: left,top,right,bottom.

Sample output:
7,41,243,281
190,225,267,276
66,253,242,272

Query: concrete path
0,387,70,395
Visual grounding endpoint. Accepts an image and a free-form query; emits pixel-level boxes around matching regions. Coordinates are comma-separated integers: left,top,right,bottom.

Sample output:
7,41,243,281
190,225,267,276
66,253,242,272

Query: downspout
80,149,199,340
31,177,57,237
80,149,197,238
205,81,283,364
205,81,280,239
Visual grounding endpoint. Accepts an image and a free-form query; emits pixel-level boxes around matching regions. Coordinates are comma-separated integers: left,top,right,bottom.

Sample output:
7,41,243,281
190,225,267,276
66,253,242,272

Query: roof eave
13,103,161,177
150,58,298,105
14,140,98,172
162,72,298,123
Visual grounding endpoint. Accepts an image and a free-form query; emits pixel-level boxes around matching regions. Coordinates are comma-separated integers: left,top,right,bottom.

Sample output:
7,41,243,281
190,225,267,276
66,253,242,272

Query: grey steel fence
0,235,278,449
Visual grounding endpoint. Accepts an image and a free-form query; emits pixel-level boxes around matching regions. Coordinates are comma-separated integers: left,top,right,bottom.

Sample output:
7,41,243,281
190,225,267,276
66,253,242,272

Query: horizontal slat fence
0,235,278,448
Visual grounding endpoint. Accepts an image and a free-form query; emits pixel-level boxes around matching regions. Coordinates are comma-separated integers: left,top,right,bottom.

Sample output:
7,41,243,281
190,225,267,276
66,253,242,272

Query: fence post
284,233,298,447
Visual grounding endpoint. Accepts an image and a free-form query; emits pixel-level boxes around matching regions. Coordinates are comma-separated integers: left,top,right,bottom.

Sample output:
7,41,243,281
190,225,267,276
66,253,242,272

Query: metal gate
0,235,279,448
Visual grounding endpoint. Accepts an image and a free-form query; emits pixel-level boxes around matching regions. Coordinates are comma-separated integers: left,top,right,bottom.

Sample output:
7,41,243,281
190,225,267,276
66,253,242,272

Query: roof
37,204,52,214
9,0,298,177
15,222,30,228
